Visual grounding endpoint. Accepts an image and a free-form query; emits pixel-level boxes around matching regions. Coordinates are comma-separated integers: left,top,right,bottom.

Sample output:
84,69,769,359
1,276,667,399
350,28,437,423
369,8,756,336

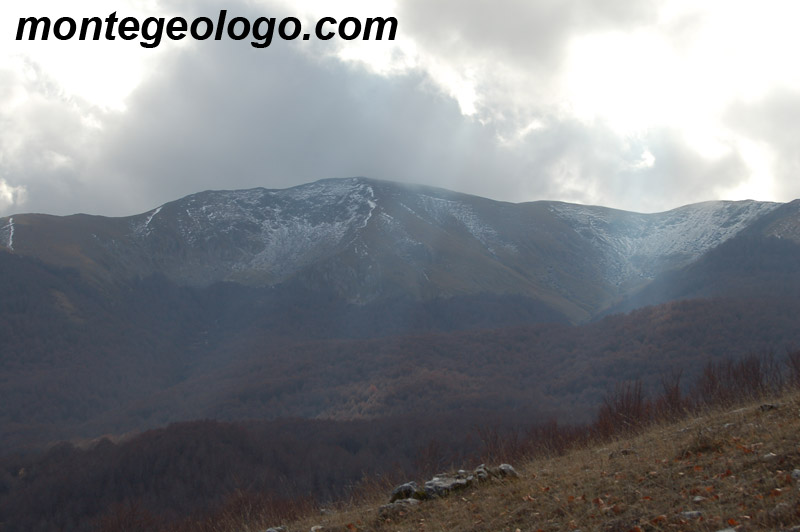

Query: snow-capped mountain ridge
1,177,794,321
128,178,380,282
547,199,781,285
118,178,784,300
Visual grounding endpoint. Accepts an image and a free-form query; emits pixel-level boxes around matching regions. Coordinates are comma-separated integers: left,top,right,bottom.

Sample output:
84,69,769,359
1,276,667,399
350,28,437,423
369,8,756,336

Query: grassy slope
263,392,800,532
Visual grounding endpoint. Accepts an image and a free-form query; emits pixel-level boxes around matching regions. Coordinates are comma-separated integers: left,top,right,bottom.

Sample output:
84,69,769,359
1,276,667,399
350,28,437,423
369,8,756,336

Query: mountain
2,177,800,453
0,177,786,322
606,199,800,313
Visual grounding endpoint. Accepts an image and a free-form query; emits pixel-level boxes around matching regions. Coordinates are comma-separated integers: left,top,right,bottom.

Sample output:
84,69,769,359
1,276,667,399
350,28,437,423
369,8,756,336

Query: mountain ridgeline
1,178,800,453
2,178,796,321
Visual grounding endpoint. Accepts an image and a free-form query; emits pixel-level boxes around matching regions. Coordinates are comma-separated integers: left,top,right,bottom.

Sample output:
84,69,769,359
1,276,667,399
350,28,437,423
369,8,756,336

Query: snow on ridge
417,194,515,253
139,207,162,236
549,200,780,284
123,178,781,287
131,179,380,279
360,186,377,229
144,207,162,227
281,177,366,202
762,202,800,242
246,181,379,275
1,217,14,250
638,200,779,256
132,205,167,238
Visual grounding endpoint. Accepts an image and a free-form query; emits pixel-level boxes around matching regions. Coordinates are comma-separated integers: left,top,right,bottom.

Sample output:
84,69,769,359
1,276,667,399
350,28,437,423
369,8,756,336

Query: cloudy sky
2,0,799,217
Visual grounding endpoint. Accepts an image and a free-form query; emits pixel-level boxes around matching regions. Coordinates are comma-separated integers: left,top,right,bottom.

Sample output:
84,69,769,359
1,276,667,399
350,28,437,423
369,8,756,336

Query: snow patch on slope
1,217,13,251
763,202,800,243
134,207,162,237
130,178,380,280
417,195,516,254
550,200,780,285
123,178,783,291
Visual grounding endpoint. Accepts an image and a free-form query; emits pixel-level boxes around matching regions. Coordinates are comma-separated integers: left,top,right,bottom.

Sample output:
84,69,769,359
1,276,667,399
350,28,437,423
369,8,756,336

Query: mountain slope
607,199,800,313
275,391,800,532
547,198,779,289
2,178,799,452
0,178,784,321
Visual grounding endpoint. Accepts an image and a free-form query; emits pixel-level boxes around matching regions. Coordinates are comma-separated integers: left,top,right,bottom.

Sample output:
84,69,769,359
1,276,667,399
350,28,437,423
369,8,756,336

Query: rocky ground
255,392,800,532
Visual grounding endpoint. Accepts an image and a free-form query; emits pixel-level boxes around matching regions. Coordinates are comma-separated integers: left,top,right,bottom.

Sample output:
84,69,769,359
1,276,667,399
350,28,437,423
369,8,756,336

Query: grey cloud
728,89,800,201
396,0,660,121
1,36,747,217
613,130,749,212
393,0,665,157
92,41,511,214
0,63,105,216
398,0,658,71
92,29,732,216
0,0,764,218
500,121,749,213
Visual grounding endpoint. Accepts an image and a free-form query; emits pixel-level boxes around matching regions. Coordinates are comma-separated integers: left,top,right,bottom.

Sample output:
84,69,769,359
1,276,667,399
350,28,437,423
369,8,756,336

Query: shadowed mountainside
1,179,799,453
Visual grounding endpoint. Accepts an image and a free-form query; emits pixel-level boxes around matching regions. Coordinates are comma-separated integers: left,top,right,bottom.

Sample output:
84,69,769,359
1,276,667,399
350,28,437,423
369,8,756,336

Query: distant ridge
0,177,790,321
2,178,800,453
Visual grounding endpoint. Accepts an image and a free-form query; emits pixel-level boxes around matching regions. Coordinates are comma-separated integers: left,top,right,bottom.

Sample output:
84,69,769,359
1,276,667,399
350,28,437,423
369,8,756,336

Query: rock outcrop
380,463,519,518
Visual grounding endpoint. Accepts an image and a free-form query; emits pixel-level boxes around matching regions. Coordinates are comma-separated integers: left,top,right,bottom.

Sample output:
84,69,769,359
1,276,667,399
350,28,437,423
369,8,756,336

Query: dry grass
269,391,800,532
